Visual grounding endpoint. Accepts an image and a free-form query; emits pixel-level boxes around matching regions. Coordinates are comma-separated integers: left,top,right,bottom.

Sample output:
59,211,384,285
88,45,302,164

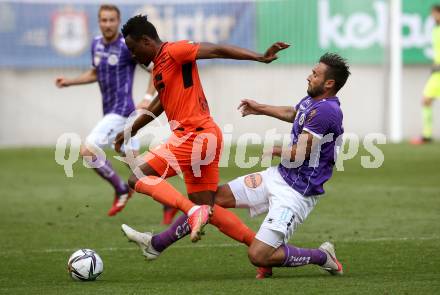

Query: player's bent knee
214,185,236,208
128,163,160,189
247,247,267,267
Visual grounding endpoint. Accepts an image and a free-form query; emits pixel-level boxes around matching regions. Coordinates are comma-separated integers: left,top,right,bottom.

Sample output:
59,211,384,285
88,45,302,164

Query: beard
307,83,325,98
102,29,118,41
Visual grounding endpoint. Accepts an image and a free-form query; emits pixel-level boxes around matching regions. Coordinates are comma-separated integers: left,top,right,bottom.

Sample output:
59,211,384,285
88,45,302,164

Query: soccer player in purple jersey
55,5,149,217
123,53,349,278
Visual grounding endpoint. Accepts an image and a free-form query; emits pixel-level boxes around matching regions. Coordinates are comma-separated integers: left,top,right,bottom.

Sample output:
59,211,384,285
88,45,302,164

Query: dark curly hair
319,53,351,93
121,15,159,41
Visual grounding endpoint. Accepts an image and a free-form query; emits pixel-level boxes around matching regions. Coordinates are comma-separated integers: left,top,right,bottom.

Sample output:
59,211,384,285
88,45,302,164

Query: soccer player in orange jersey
113,15,287,272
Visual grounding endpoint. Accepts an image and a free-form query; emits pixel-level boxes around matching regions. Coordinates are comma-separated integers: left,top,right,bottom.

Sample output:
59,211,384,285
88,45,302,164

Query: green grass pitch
0,144,439,294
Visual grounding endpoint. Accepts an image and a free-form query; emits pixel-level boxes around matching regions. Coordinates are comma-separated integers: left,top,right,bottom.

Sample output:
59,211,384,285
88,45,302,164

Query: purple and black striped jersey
278,96,344,196
91,34,136,117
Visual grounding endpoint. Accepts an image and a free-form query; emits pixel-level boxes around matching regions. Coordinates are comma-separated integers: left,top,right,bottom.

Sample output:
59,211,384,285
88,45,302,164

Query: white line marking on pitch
0,236,438,256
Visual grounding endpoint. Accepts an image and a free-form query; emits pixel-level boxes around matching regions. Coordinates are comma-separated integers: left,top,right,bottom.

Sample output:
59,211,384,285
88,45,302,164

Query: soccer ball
67,249,103,281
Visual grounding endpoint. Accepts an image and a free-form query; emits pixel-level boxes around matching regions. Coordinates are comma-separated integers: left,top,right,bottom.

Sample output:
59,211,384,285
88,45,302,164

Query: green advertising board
257,0,437,64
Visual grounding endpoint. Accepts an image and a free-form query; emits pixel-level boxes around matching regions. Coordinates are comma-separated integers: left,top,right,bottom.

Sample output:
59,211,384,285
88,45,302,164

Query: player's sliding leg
122,215,189,261
229,167,343,275
121,214,191,261
80,145,132,216
124,206,257,259
124,186,255,252
130,185,272,278
127,161,211,240
247,234,343,275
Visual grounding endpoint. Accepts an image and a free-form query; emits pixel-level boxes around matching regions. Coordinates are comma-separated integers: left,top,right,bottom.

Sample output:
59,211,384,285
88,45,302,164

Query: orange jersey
152,41,214,130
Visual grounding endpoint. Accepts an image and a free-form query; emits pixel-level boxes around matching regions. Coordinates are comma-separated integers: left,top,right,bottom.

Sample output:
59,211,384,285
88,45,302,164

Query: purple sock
92,159,127,194
281,244,327,267
151,214,190,252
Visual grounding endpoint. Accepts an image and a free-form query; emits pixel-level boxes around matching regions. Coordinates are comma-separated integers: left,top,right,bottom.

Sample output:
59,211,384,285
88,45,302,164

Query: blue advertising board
0,1,256,68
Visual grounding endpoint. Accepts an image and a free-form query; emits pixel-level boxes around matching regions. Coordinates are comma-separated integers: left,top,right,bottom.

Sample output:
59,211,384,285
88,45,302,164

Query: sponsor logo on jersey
244,173,262,188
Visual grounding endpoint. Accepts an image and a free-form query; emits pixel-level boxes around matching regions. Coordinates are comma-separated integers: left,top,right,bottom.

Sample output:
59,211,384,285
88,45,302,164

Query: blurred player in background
123,53,349,279
136,64,156,110
114,15,288,250
412,4,440,145
55,5,156,218
136,67,179,225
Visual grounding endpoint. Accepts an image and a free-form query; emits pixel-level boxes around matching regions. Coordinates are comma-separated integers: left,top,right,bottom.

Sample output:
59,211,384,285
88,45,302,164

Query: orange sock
135,176,194,215
210,205,255,246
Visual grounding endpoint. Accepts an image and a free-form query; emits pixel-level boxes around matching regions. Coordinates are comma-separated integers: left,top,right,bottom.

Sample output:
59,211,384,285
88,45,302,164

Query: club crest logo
306,109,317,123
107,54,119,66
51,8,88,56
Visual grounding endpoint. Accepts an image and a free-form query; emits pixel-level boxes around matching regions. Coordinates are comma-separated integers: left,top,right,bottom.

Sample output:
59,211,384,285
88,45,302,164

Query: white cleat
319,241,343,275
121,224,160,261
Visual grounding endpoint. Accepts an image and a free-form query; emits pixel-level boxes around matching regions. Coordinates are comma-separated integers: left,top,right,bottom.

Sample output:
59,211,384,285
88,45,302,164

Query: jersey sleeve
91,39,97,68
303,104,335,139
168,40,200,64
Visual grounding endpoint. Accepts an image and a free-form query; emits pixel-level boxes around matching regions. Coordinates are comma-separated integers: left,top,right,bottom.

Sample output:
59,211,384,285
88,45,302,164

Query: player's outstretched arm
114,95,164,153
55,68,97,88
267,131,314,161
196,42,290,63
238,99,296,122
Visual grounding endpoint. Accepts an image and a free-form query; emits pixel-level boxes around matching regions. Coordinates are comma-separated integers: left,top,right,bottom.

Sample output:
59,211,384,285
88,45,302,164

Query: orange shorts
145,124,223,194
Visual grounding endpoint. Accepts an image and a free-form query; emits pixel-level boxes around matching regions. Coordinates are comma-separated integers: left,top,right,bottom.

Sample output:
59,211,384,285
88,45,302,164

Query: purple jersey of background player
278,96,344,196
91,34,136,117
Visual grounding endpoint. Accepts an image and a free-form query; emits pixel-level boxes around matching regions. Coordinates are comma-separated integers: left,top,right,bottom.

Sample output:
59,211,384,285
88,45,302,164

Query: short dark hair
98,4,120,19
319,52,350,93
432,4,440,12
122,15,159,41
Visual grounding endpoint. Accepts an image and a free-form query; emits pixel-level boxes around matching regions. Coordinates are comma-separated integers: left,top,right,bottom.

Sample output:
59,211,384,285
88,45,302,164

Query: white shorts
85,113,140,152
228,166,320,248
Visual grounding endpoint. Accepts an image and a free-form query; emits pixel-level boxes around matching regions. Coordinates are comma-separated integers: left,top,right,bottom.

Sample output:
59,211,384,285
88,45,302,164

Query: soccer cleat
108,189,133,216
161,207,179,225
256,267,273,279
319,241,343,275
188,205,212,243
410,137,432,145
121,224,160,260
